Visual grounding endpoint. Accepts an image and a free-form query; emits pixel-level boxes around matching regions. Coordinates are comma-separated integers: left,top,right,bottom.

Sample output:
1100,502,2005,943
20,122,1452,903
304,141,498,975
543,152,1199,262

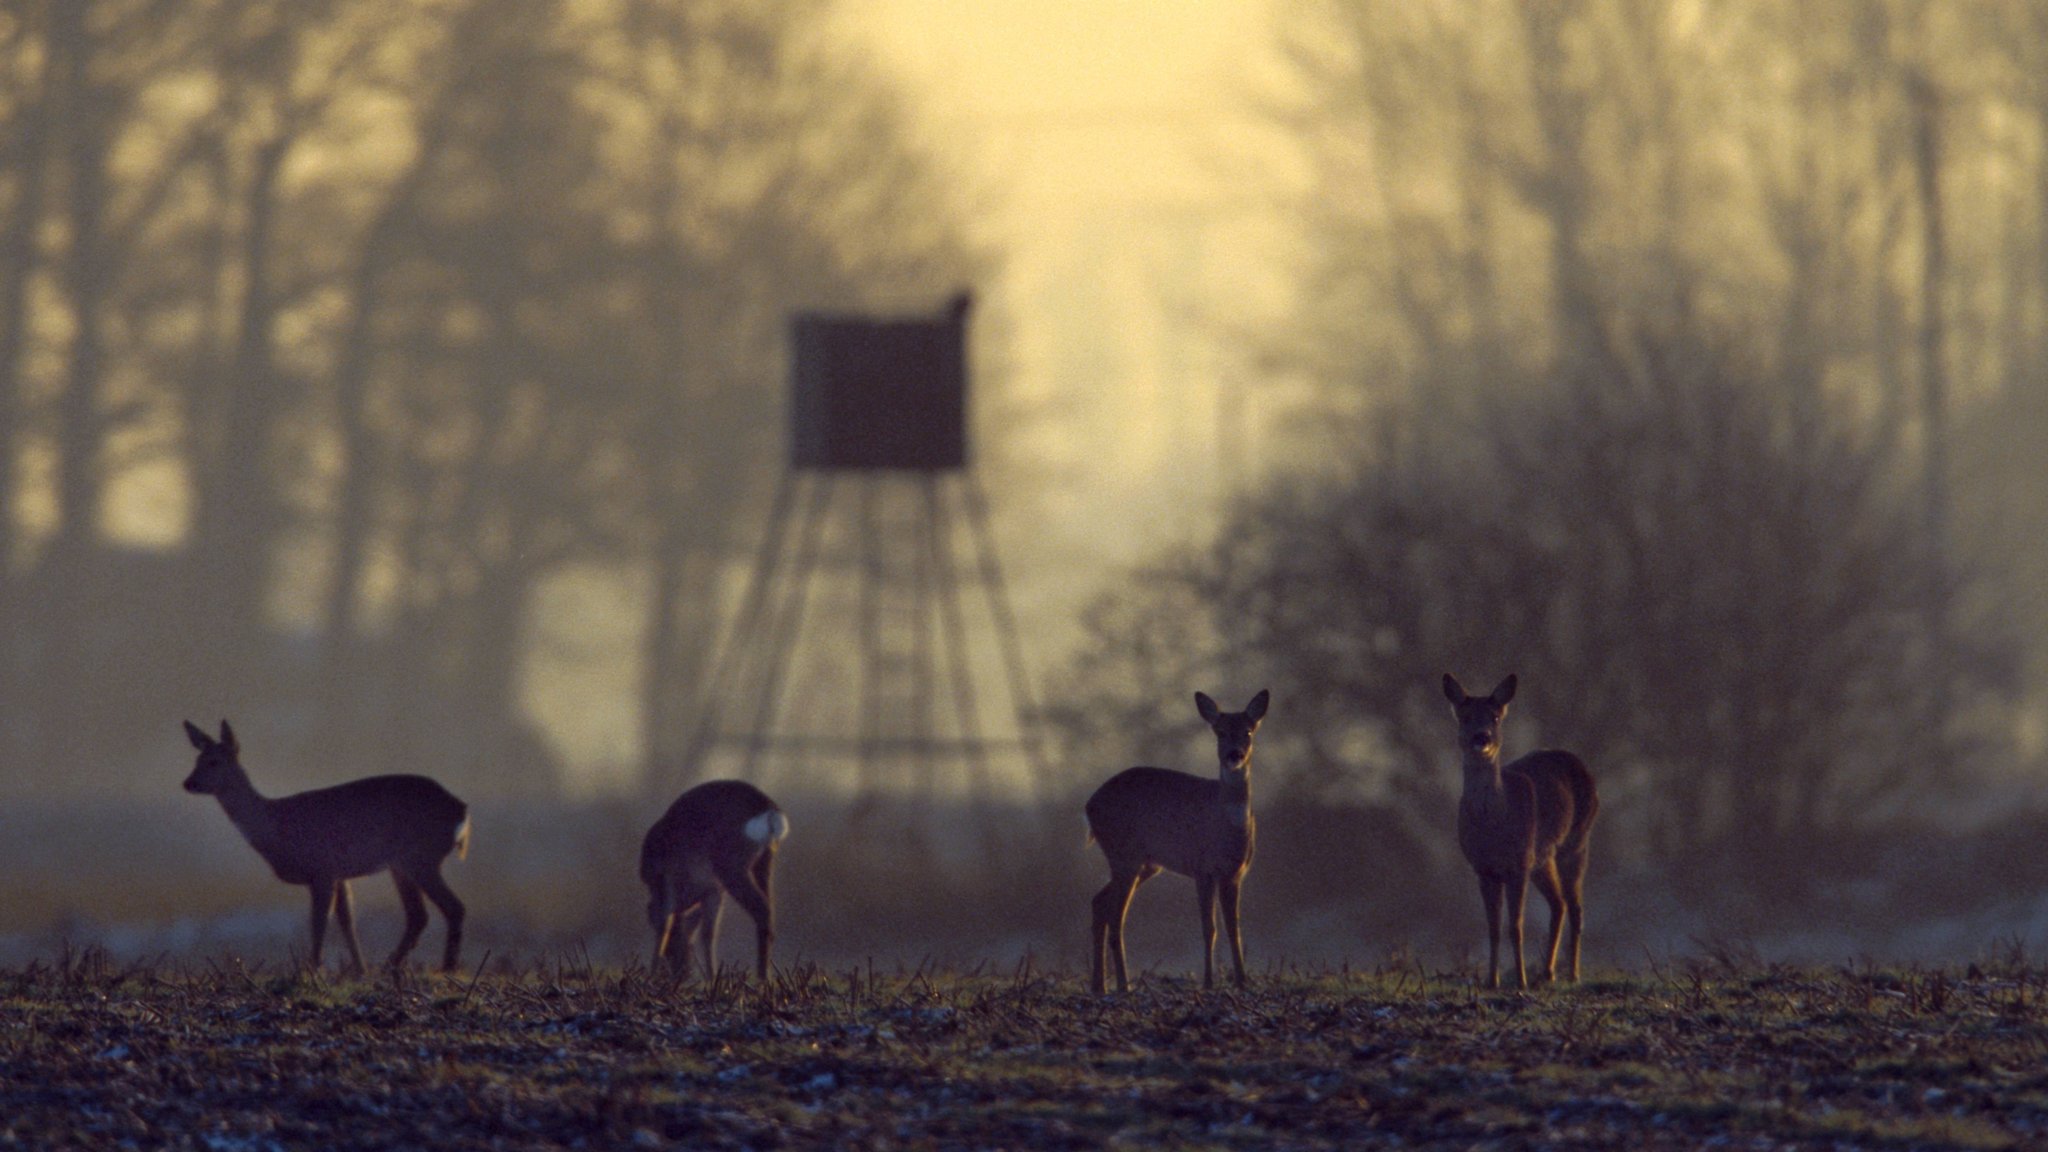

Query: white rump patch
1083,812,1096,846
745,810,790,844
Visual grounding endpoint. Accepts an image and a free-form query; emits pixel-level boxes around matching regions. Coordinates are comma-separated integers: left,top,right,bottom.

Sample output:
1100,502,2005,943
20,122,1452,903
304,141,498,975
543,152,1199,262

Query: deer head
1196,689,1268,779
1443,673,1516,761
182,719,242,794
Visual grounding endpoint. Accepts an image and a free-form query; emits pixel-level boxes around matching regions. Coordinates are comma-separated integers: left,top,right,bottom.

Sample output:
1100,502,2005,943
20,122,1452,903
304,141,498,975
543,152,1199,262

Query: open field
18,795,2048,975
3,952,2047,1150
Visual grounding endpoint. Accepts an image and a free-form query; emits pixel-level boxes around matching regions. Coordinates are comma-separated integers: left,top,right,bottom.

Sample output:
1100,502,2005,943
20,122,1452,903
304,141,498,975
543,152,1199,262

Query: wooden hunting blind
680,290,1045,839
790,293,970,471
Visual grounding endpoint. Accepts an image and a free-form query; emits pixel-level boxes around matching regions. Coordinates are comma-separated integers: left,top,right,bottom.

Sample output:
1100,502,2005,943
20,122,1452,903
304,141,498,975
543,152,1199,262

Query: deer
640,779,789,981
181,720,470,977
1441,674,1598,990
1084,689,1268,995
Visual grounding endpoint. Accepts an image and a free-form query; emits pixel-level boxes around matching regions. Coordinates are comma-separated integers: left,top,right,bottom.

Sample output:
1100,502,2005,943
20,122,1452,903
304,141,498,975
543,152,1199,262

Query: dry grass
4,949,2047,1149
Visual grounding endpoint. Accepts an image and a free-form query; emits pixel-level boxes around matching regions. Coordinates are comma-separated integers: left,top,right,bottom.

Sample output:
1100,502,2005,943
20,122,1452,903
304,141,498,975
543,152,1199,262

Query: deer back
259,775,468,883
641,779,784,887
1506,749,1597,858
1085,766,1252,879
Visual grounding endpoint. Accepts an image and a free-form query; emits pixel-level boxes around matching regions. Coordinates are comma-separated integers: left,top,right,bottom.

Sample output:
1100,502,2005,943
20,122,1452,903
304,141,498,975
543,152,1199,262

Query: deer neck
1459,747,1509,821
1217,761,1252,824
212,768,279,848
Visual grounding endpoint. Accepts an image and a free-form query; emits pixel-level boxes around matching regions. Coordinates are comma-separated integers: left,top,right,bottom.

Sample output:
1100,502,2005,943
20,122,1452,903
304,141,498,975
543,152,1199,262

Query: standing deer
181,720,470,976
1441,674,1598,989
1085,689,1268,994
640,779,788,981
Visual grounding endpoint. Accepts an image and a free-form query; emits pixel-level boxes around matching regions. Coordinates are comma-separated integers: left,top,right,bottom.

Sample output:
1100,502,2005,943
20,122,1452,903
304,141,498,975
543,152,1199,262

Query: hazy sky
840,0,1295,554
540,2,1297,786
847,0,1274,200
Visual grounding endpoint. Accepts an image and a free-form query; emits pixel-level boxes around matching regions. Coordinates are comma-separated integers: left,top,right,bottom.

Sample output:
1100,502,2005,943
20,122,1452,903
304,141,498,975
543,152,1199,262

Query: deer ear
1442,674,1467,705
184,720,211,750
218,719,239,755
1491,675,1517,706
1194,692,1221,725
1245,689,1269,723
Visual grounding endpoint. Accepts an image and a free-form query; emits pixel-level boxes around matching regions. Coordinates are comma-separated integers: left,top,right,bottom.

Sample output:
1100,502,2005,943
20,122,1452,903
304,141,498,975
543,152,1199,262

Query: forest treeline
8,0,2048,935
1054,0,2048,912
0,0,982,796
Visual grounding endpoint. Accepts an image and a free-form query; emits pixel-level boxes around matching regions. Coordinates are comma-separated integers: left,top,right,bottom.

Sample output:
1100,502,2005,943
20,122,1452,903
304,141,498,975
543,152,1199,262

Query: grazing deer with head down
641,779,788,981
1085,689,1268,994
181,720,470,976
1442,674,1598,989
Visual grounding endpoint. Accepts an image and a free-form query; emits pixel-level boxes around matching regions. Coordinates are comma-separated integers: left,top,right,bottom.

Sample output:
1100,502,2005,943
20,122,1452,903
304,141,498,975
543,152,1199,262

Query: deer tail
745,809,790,846
453,813,472,861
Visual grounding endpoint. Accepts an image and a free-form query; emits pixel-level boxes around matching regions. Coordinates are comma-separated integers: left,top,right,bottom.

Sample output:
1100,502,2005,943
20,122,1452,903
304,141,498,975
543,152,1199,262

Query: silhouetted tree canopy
1058,327,2018,897
1054,0,2040,902
0,0,986,795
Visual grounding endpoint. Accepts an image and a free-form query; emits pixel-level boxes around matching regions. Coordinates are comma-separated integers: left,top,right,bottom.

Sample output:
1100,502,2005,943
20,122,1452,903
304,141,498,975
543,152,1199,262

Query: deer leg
651,911,676,973
1530,862,1566,985
332,879,369,978
666,876,710,979
750,847,776,980
1559,848,1589,982
1218,873,1247,988
665,876,707,978
713,858,774,981
1505,872,1530,990
698,888,726,981
415,863,467,973
669,893,703,979
1091,870,1141,994
1119,865,1161,991
1089,881,1113,995
647,874,677,973
1195,874,1219,989
1478,875,1503,989
389,872,429,971
307,880,336,974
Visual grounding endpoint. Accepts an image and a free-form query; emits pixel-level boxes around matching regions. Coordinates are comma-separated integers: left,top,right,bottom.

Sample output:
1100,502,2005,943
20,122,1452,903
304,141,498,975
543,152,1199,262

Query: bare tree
0,0,989,796
1058,328,2016,899
1057,0,2038,902
0,4,54,781
27,0,228,768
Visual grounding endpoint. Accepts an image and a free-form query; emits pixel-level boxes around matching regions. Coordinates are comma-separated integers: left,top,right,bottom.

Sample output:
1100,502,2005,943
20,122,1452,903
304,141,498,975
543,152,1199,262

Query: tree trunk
640,478,723,779
0,20,54,784
187,131,294,696
38,0,114,763
1514,2,1609,382
1911,70,1949,563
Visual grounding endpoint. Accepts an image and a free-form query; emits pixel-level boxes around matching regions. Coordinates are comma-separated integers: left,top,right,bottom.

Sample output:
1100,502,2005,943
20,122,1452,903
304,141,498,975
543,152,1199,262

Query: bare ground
2,950,2045,1150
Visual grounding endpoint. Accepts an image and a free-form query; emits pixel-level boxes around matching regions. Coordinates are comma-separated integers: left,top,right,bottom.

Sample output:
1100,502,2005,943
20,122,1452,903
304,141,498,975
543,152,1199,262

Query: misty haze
0,0,2046,993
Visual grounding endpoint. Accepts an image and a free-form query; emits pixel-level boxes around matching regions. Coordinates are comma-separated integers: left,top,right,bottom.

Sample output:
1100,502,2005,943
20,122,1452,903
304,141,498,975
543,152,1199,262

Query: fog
2,0,2047,976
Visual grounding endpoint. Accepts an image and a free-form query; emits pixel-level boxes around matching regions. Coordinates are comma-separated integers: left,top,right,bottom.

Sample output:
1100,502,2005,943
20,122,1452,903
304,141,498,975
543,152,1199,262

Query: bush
1051,332,2019,903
